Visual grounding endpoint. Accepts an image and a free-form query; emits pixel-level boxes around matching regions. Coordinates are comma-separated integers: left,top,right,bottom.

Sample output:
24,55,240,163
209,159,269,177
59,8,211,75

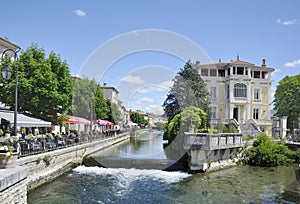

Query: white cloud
160,80,174,89
137,97,154,103
148,105,164,115
121,75,145,85
138,81,172,94
73,9,86,17
138,86,166,93
284,59,300,67
276,18,296,26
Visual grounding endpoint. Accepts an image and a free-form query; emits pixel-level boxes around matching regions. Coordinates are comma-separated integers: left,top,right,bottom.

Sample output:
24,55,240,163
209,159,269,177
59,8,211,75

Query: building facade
194,56,275,135
100,83,119,105
0,37,20,54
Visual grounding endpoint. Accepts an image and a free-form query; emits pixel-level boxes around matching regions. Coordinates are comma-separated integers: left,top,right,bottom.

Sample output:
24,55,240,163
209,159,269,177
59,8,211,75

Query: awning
96,119,114,126
62,115,78,124
0,110,51,127
74,116,91,124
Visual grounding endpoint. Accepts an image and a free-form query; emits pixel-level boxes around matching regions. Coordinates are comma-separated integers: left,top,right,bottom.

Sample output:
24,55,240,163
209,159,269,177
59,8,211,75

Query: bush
245,133,295,167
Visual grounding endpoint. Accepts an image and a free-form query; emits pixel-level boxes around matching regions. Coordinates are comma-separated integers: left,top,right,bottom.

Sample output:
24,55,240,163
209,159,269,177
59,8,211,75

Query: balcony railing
234,97,247,101
184,132,243,150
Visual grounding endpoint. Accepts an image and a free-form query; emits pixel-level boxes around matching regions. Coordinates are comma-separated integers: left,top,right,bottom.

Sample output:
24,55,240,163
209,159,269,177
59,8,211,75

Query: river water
28,130,300,204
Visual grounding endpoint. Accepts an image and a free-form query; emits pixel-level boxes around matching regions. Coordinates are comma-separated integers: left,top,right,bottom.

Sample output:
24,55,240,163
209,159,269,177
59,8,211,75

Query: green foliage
95,85,109,120
0,44,73,121
154,122,166,131
72,77,97,119
130,111,149,127
109,102,121,124
164,106,207,142
163,61,209,120
104,100,121,124
245,133,295,167
222,124,229,133
274,74,300,129
242,135,254,141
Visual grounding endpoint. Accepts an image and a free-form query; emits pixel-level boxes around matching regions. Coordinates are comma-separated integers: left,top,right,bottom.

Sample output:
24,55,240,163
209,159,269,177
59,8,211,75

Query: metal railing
2,130,128,157
184,132,243,150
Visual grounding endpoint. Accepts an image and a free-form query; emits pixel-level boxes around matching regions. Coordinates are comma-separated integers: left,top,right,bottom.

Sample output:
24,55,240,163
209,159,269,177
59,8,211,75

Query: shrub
245,133,295,167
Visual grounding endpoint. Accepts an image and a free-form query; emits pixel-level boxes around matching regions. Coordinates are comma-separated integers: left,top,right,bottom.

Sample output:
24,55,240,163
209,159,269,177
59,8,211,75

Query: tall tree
274,74,300,129
106,100,121,124
0,44,73,121
95,85,109,120
72,77,97,120
163,61,209,120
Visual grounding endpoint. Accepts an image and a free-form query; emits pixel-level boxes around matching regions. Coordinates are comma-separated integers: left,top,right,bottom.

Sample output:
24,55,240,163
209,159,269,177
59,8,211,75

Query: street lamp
1,48,19,136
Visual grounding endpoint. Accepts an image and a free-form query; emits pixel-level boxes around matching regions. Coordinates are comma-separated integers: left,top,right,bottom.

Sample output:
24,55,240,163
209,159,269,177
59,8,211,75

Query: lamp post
1,48,19,136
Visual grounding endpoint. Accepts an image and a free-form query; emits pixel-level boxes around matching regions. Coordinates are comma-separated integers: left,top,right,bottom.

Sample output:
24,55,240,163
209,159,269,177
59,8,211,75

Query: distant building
194,56,275,136
100,83,119,105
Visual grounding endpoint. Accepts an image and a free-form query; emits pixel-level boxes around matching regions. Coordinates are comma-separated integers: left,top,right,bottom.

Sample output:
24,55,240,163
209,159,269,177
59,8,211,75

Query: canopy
96,119,114,126
0,110,51,127
74,116,91,124
62,115,78,124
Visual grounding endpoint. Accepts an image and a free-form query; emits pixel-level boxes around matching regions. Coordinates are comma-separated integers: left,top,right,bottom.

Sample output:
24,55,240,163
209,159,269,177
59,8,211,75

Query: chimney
219,59,221,63
237,54,240,61
195,60,200,65
262,59,266,67
103,82,107,86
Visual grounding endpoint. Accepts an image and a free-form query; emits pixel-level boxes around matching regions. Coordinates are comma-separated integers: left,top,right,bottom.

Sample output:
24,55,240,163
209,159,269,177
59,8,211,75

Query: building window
254,88,260,100
210,87,217,102
237,67,244,75
218,69,225,77
253,71,260,78
253,108,259,119
211,107,217,119
210,87,217,98
201,69,208,76
227,85,230,99
210,69,217,77
234,83,247,97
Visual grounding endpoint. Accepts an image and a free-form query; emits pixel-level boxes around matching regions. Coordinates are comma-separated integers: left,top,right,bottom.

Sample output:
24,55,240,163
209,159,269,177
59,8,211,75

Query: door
233,107,238,122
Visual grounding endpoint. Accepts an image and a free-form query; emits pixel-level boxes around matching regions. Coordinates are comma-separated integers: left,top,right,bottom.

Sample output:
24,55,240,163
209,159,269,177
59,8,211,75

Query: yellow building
194,56,274,136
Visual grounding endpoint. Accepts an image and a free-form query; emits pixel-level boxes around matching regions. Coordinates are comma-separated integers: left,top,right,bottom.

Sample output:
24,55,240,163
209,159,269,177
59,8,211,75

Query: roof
0,37,20,52
195,58,274,71
100,86,119,94
230,60,254,65
0,110,51,127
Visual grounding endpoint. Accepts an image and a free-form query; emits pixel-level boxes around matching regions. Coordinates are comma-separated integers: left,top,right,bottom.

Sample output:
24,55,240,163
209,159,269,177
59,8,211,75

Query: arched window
234,83,247,97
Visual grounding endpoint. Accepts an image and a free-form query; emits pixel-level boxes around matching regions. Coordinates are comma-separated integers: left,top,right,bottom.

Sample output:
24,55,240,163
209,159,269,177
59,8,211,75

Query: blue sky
1,0,300,115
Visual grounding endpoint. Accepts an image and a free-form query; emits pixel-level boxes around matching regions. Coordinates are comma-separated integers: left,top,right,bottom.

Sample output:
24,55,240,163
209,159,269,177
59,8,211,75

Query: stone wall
184,132,244,172
17,133,130,191
0,167,28,204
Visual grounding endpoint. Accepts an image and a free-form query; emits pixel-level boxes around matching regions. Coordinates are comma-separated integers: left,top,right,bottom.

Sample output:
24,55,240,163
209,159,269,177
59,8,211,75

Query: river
28,130,300,204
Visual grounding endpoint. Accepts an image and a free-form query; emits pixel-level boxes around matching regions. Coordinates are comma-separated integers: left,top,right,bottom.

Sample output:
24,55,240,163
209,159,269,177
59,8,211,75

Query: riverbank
16,132,135,192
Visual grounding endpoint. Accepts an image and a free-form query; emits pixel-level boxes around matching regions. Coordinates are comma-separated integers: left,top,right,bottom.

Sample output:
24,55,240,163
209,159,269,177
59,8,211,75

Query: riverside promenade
0,130,149,204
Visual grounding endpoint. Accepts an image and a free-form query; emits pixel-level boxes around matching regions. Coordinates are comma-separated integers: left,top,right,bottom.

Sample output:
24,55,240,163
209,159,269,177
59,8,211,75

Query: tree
106,100,121,124
95,85,109,120
0,44,73,121
163,106,207,167
154,122,166,131
162,61,209,120
110,102,121,124
164,106,207,142
72,77,97,120
244,133,295,167
273,74,300,129
130,111,148,127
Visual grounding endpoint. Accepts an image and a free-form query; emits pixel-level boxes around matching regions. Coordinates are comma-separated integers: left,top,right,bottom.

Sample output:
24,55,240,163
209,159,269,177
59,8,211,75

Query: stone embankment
0,130,140,204
19,132,131,191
